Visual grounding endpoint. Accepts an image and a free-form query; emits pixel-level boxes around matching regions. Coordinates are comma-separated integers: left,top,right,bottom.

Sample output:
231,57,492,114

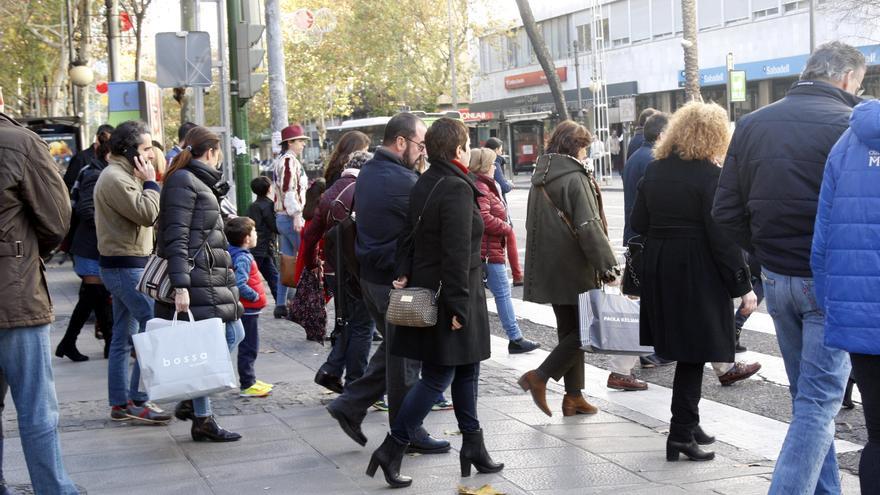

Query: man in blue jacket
326,113,450,455
713,41,865,494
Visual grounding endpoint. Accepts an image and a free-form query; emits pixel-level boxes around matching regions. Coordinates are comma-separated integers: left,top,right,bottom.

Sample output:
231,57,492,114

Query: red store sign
504,67,568,90
459,108,496,122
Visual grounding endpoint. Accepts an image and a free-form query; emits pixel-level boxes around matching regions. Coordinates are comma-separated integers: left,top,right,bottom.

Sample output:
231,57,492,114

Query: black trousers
851,353,879,494
538,304,584,393
670,361,705,442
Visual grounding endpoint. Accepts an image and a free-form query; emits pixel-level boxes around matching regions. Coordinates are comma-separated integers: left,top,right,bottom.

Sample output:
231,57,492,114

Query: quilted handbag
386,284,442,328
136,243,208,303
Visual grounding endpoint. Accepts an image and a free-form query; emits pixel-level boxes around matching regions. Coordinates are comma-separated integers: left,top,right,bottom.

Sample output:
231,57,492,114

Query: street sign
618,97,636,122
730,70,747,102
156,31,213,88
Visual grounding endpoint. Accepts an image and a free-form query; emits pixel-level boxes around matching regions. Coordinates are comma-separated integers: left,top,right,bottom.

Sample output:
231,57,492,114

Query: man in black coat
712,41,865,494
64,124,114,191
625,108,657,160
326,113,450,455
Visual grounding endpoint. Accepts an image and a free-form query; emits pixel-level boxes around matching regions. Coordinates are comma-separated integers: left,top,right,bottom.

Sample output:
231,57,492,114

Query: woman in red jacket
468,148,540,354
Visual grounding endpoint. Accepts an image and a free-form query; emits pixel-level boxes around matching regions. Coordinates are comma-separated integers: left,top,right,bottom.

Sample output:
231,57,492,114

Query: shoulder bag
137,241,210,303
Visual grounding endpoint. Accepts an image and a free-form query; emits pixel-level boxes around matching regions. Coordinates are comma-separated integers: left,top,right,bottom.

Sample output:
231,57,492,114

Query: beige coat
93,154,160,258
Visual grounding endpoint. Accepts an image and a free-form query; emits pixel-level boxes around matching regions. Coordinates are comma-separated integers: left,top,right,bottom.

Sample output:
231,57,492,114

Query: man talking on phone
93,121,172,424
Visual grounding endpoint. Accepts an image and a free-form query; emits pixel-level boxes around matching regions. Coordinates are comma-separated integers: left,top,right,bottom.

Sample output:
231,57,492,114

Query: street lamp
68,61,94,87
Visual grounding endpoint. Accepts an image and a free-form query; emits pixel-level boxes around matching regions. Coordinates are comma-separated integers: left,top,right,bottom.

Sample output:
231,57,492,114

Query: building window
630,0,651,43
479,34,507,74
541,15,571,60
673,0,683,33
723,0,750,24
753,0,780,17
698,0,722,30
783,0,809,12
609,0,630,46
577,18,609,51
652,0,674,38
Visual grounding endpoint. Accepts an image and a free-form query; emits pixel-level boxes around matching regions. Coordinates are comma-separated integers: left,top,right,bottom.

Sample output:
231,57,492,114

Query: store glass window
631,0,650,42
652,0,674,38
698,0,722,30
609,1,630,46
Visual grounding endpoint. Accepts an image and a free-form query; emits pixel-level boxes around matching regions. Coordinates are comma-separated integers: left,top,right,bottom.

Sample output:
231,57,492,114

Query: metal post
216,0,232,175
573,40,583,120
227,0,253,214
192,0,205,125
726,52,734,122
106,0,120,81
265,0,288,135
808,0,815,53
447,0,458,109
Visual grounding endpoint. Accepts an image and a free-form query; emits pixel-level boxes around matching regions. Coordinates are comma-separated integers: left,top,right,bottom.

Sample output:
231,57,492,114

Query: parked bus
325,111,462,152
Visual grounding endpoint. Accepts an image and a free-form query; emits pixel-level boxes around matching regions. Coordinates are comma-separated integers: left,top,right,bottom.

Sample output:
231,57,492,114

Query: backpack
322,181,360,291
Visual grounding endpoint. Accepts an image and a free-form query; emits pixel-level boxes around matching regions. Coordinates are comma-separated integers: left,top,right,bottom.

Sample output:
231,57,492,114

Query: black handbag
621,235,645,297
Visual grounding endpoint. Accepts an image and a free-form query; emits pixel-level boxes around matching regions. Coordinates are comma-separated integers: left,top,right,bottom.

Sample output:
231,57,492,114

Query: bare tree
514,0,569,120
120,0,152,80
681,0,701,102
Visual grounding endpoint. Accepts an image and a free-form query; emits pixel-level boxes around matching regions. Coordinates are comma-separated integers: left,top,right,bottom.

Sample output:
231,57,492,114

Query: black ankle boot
693,425,715,445
666,439,715,461
55,339,89,362
191,416,241,442
459,429,504,477
175,400,195,421
366,433,412,488
843,377,856,409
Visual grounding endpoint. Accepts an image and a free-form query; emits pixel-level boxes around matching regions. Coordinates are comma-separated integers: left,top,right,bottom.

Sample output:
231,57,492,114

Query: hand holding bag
133,311,236,402
386,178,446,328
578,287,654,355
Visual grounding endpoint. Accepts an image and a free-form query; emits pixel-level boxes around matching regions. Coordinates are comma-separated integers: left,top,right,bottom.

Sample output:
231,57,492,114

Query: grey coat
524,153,617,306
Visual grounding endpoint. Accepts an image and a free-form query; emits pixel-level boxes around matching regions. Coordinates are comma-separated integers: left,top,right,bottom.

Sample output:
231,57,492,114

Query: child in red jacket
226,217,273,398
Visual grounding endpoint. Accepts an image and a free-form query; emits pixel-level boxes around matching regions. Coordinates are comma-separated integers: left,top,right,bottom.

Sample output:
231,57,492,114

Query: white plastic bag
579,288,654,355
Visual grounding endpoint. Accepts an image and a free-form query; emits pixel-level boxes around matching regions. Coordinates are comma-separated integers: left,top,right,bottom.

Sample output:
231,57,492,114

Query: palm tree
681,0,701,102
515,0,570,120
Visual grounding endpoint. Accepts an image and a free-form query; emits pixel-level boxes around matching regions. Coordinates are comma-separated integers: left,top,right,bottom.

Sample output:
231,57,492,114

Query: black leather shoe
174,400,195,421
666,439,714,461
408,428,450,454
191,416,242,442
315,371,344,394
55,342,89,362
843,377,856,409
366,433,412,488
460,429,504,477
327,404,367,446
693,425,715,445
508,338,540,354
273,305,287,319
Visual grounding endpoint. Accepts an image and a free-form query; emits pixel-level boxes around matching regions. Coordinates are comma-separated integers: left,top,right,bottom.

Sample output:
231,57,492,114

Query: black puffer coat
69,156,108,260
155,160,242,322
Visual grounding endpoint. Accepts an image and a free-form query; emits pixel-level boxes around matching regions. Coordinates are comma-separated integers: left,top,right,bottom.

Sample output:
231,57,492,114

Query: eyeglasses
400,136,426,152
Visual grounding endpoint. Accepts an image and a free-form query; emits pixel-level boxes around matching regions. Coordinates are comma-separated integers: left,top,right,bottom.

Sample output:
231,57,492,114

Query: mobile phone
124,147,140,167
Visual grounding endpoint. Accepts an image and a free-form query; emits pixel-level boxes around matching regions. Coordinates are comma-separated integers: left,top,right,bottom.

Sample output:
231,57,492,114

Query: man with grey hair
713,41,865,494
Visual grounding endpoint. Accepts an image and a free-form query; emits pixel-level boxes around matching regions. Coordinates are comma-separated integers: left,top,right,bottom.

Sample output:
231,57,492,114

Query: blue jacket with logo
812,100,880,355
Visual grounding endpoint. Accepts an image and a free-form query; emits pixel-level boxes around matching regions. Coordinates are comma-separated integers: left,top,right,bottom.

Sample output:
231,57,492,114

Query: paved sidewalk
1,264,862,494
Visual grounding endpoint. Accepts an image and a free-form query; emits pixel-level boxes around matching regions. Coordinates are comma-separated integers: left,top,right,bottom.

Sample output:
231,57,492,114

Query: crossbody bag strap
413,177,446,234
539,185,577,239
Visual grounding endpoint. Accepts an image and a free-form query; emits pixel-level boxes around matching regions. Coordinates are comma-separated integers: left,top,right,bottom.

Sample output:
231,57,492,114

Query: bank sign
677,44,880,87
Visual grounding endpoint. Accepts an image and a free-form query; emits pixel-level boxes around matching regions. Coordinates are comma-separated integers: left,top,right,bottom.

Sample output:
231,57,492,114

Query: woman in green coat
518,120,620,417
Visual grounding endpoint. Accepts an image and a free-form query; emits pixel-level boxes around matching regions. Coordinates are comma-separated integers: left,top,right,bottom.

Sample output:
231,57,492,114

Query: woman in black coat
155,126,245,443
631,102,757,462
366,118,502,488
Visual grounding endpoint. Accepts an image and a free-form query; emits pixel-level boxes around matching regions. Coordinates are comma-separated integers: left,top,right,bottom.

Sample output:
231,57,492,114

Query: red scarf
450,159,469,175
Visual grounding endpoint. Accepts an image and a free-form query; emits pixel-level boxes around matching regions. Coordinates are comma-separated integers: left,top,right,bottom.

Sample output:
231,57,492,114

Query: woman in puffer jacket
467,148,539,354
155,125,245,443
811,99,880,495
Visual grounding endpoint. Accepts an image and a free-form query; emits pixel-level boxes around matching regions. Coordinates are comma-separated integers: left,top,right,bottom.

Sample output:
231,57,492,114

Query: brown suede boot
518,370,551,416
562,393,598,416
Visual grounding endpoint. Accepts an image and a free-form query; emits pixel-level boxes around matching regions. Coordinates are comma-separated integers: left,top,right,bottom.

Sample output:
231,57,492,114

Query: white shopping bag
578,287,654,355
134,311,237,402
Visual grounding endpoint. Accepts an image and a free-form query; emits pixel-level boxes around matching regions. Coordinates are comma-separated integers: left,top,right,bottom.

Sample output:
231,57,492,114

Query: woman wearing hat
272,124,311,318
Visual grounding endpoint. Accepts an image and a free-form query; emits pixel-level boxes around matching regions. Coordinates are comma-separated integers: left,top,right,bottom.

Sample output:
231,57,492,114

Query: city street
0,174,865,494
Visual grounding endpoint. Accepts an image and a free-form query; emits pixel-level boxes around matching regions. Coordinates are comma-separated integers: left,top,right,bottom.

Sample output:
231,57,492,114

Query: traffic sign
156,31,213,88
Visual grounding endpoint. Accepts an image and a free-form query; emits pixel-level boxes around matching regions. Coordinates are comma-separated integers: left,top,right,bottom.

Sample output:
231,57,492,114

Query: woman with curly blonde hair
631,102,758,462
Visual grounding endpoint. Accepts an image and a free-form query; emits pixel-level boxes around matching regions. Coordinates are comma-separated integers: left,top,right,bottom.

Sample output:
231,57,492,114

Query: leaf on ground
259,349,276,354
444,429,462,436
457,484,506,495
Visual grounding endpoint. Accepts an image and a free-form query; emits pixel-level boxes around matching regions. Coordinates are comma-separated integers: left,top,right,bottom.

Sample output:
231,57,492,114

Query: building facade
468,0,880,171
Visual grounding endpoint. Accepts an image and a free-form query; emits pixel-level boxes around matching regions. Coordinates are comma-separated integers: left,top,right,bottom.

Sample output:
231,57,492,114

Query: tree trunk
681,0,701,102
77,0,91,138
265,0,288,136
515,0,569,121
134,13,144,80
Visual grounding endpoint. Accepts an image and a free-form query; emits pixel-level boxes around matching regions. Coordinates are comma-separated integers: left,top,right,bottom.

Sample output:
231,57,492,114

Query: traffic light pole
226,0,253,215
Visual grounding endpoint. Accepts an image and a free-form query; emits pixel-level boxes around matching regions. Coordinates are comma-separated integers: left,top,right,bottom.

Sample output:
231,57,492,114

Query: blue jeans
194,320,245,417
101,267,153,407
0,325,78,494
485,262,523,341
238,315,260,390
391,362,480,442
255,255,279,304
275,214,300,306
320,277,374,385
763,268,851,495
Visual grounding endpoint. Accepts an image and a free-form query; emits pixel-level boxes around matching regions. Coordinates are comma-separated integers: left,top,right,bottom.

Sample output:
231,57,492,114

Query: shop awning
504,111,552,123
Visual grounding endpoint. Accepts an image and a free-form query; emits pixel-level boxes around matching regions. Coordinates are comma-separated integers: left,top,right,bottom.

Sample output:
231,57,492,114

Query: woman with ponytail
155,125,246,442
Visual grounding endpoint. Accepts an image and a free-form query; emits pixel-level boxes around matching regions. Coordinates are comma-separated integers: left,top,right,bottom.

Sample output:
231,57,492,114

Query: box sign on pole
156,32,213,88
107,81,164,144
730,70,747,102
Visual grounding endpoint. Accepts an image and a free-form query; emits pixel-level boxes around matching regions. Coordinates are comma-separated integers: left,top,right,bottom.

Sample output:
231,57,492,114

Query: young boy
226,217,274,398
246,176,280,311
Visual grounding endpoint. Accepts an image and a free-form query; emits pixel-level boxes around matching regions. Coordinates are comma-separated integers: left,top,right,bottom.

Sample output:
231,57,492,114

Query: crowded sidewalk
0,262,860,494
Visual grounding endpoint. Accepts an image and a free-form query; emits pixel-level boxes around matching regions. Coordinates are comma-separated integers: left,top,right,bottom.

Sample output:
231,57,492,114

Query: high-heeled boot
667,422,714,461
175,400,195,421
191,416,241,442
366,433,412,488
561,393,598,416
460,429,504,477
693,424,715,445
518,370,551,416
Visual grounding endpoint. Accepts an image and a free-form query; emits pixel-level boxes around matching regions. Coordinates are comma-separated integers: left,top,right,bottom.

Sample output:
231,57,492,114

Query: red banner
504,67,568,90
458,108,496,122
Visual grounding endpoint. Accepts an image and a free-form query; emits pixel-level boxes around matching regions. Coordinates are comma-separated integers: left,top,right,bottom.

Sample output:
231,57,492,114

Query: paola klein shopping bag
578,287,654,355
134,311,236,402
